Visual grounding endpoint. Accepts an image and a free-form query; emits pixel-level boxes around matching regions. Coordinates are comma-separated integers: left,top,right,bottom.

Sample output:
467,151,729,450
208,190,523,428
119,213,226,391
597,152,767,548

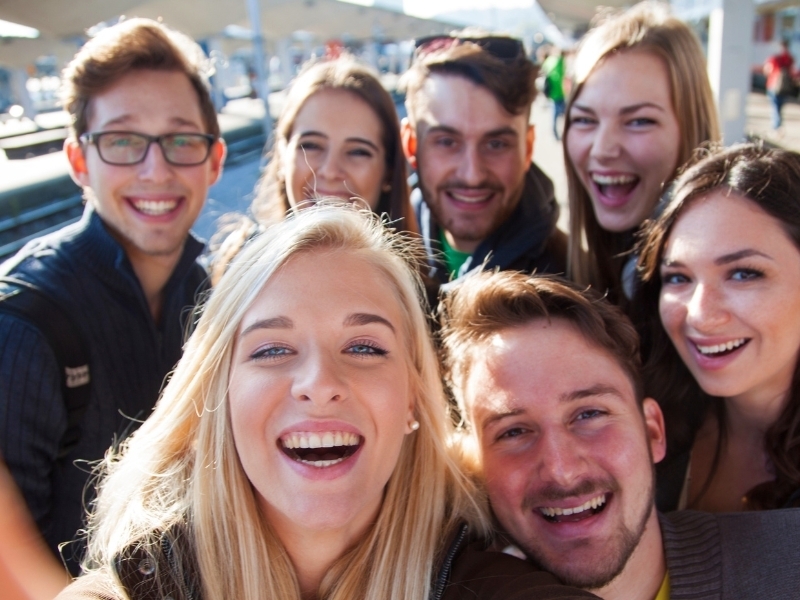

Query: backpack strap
0,276,91,459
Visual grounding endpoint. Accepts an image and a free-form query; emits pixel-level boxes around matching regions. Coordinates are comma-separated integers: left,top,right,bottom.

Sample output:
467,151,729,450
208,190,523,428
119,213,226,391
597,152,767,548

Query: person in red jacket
764,39,795,130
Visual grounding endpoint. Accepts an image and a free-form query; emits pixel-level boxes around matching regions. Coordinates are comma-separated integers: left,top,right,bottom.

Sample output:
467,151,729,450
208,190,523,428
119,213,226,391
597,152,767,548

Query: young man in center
401,34,566,293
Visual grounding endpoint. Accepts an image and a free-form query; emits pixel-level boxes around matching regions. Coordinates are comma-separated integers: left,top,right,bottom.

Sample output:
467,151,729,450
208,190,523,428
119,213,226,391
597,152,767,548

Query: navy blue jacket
0,207,207,574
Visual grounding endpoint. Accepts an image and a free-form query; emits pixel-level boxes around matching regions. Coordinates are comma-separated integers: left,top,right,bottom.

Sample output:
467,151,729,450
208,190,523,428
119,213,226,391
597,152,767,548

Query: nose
535,427,588,487
290,349,346,406
455,143,485,186
137,141,174,182
685,282,730,332
316,149,346,183
589,123,622,161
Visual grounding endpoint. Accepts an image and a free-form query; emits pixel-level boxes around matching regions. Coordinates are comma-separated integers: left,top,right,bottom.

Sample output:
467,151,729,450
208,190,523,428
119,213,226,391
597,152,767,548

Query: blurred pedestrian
541,47,566,140
764,39,795,130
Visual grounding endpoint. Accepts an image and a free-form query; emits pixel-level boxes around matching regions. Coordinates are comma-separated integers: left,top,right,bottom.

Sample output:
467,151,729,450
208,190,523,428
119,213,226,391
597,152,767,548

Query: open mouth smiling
591,173,639,199
279,431,362,468
128,197,182,216
538,493,609,524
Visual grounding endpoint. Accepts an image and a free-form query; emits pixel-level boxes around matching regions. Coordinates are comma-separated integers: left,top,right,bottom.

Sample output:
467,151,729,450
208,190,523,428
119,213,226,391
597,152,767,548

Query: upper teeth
281,431,360,449
591,174,637,185
540,493,606,518
449,191,492,204
132,199,178,216
696,339,747,355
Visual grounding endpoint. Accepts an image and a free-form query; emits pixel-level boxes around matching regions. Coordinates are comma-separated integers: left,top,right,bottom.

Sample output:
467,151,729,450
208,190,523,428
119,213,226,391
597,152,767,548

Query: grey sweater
661,509,800,599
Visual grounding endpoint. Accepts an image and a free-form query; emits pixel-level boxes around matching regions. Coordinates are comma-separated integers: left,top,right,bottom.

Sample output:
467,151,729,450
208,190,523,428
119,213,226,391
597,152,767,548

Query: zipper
431,522,469,600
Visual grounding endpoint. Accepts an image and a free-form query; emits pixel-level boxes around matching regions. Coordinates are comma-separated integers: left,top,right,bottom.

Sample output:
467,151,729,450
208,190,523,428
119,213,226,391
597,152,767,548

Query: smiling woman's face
566,50,681,232
228,249,414,541
283,89,387,211
659,191,800,405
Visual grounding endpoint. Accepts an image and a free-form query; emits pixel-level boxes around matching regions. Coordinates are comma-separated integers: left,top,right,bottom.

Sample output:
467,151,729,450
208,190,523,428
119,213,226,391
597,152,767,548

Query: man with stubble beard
440,271,800,600
400,33,565,296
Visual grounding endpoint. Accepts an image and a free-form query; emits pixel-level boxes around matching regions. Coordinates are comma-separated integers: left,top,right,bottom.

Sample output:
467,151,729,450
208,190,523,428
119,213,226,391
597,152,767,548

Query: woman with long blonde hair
57,205,594,600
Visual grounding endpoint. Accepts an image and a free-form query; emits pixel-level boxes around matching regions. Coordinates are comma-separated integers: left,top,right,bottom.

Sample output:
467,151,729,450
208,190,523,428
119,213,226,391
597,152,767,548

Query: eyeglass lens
96,132,211,165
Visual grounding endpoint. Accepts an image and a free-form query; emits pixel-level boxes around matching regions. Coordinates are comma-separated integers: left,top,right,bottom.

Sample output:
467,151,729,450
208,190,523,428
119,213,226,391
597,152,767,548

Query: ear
207,138,227,186
525,124,535,165
401,117,417,169
64,138,90,188
642,398,667,464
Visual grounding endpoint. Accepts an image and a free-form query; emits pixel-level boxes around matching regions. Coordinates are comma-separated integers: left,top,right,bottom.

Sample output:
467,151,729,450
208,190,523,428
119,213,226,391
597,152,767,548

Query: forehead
576,50,673,111
292,88,384,139
241,249,405,329
87,69,205,132
413,73,527,134
464,319,636,417
664,191,794,261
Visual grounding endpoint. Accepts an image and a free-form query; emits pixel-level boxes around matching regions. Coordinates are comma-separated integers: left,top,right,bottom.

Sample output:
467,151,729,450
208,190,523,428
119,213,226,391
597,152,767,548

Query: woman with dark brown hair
634,143,800,512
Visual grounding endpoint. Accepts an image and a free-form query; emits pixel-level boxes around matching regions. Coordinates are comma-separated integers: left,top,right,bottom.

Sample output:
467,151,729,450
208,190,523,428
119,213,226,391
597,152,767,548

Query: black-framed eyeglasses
413,34,525,62
79,131,216,166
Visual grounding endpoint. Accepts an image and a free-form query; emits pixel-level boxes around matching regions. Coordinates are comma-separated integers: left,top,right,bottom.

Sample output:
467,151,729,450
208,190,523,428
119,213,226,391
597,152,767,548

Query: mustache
522,478,620,509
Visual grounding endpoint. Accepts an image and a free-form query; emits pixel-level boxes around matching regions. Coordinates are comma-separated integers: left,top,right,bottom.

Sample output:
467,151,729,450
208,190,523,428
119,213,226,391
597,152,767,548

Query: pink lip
276,420,364,481
686,337,750,371
277,419,362,438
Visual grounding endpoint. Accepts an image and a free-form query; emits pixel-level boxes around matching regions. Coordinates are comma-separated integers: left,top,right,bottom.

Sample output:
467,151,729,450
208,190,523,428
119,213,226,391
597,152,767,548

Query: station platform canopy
0,0,458,68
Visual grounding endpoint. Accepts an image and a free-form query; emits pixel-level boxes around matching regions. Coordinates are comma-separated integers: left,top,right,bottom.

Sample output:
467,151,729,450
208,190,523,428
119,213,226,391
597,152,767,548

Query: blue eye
251,345,293,360
347,342,388,356
661,271,689,285
497,427,528,440
575,409,605,421
730,268,764,281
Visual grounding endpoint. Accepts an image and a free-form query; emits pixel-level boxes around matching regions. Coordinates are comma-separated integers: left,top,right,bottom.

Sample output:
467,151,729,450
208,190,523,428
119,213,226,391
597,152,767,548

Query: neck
125,246,182,323
727,384,789,437
589,508,665,600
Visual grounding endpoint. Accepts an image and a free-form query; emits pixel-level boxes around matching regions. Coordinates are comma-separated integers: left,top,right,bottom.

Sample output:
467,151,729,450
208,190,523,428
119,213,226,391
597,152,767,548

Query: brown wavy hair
634,143,800,510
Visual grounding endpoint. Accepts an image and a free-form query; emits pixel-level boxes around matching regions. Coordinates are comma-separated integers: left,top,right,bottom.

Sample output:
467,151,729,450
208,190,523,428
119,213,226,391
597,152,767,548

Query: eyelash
250,344,293,361
660,266,766,285
346,339,388,357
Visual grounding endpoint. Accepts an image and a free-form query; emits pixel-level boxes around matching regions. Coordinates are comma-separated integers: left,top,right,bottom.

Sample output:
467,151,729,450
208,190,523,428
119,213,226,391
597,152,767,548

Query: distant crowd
1,2,798,600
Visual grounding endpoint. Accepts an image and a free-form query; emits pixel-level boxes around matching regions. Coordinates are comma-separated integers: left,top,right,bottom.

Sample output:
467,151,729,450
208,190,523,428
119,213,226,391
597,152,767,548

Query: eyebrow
481,408,525,432
571,101,666,115
99,115,202,130
662,248,774,268
343,312,395,333
560,384,623,403
297,130,380,152
240,316,294,337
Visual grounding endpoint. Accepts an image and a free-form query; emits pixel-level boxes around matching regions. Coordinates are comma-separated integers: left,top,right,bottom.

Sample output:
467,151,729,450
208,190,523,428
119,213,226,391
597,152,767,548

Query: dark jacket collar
412,163,559,285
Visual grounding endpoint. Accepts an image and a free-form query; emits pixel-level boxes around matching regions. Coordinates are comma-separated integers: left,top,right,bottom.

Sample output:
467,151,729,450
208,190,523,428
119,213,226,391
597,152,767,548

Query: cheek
659,292,684,339
482,448,527,509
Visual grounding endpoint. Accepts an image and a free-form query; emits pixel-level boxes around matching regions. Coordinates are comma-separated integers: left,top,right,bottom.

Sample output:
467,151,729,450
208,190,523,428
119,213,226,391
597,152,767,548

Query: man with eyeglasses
400,33,566,297
0,18,225,574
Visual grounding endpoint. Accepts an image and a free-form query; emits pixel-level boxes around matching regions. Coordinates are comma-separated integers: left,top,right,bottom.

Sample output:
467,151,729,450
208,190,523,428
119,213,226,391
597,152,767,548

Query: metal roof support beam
708,0,754,144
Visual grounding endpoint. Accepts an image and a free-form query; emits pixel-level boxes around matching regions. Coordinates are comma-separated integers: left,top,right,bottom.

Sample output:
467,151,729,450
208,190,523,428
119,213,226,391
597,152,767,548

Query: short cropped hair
401,34,538,123
61,18,219,139
440,272,644,421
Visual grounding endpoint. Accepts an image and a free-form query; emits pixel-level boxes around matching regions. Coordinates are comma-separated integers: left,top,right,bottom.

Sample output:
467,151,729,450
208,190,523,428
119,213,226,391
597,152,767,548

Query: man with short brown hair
0,18,225,573
401,34,565,293
441,271,800,600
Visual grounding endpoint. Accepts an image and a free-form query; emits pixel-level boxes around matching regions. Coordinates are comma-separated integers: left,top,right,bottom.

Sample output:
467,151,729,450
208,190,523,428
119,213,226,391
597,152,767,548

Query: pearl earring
409,420,420,431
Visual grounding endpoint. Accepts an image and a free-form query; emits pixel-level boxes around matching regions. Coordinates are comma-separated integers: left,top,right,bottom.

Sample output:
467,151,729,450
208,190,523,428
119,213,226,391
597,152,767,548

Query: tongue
598,181,637,199
553,510,596,523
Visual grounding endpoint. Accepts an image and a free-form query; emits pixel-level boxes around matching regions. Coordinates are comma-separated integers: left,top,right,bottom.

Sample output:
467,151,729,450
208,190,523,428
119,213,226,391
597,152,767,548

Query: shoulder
55,570,125,600
438,526,597,600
